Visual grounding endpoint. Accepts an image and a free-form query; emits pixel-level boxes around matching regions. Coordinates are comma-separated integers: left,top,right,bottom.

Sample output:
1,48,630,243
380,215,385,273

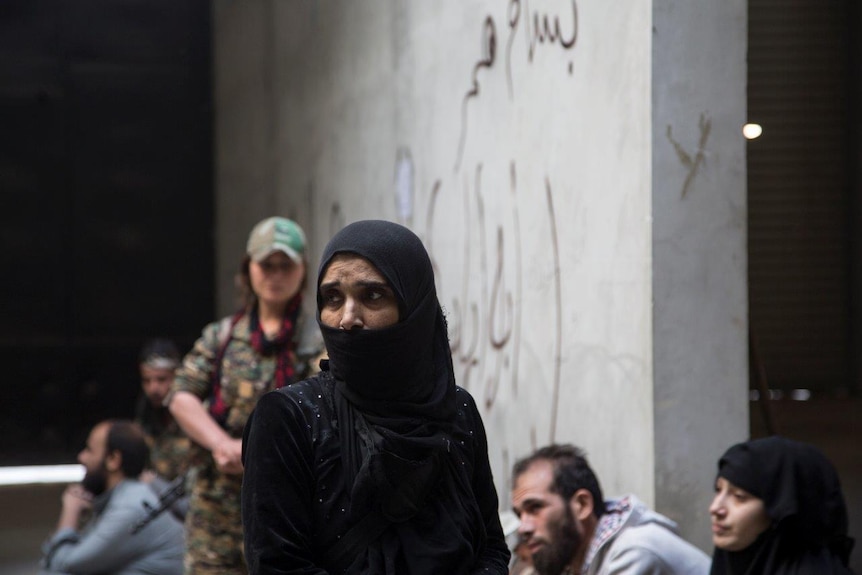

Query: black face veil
316,219,456,422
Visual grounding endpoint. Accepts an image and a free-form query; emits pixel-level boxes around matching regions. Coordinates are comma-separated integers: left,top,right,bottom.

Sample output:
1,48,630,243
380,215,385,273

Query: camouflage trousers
184,468,247,575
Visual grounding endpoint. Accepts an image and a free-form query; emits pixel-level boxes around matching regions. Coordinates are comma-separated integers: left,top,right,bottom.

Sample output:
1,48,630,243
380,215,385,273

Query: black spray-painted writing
506,0,579,94
456,1,579,169
454,17,497,173
425,161,562,442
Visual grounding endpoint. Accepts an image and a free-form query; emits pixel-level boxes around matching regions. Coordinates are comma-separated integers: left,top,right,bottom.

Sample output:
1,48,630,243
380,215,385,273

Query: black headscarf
317,220,484,574
710,436,855,575
317,219,456,422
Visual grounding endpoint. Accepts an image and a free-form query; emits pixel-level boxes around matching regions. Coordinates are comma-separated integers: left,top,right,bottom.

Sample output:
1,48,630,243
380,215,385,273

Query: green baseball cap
246,217,306,263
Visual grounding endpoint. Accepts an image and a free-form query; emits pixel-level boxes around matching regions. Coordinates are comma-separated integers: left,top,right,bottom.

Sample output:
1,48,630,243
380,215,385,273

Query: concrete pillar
652,0,749,549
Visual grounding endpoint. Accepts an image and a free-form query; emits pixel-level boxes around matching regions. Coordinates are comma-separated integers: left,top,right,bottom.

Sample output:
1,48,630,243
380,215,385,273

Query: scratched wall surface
213,0,746,550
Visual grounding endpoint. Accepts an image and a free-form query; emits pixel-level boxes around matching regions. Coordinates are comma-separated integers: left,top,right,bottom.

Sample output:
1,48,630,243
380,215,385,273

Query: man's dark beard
81,461,108,496
533,503,582,575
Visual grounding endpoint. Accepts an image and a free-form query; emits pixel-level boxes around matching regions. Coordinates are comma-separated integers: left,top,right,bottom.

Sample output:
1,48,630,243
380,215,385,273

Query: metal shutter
748,0,851,392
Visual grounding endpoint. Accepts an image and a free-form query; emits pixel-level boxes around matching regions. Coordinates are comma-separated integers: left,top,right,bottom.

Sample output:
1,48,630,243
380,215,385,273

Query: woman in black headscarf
241,220,510,574
709,435,855,575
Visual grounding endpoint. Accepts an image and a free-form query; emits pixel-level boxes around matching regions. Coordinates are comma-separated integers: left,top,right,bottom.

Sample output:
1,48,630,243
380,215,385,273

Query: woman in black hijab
709,435,855,575
241,220,510,574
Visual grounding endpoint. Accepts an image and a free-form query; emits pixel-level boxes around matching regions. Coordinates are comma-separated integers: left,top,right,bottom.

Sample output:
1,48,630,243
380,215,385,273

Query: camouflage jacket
172,308,322,443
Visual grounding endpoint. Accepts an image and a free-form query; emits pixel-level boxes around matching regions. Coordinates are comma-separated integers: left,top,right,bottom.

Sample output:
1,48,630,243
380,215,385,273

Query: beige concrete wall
213,0,747,551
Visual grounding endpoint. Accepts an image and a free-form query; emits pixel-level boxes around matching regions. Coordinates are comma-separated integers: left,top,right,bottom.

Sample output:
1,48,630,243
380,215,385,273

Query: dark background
0,0,213,464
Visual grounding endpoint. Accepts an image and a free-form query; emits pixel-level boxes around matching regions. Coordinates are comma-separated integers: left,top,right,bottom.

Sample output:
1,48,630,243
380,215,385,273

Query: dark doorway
0,0,213,464
747,1,861,571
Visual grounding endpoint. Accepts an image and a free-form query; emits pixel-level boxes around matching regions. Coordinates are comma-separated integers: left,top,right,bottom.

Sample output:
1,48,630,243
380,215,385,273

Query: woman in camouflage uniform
168,217,321,575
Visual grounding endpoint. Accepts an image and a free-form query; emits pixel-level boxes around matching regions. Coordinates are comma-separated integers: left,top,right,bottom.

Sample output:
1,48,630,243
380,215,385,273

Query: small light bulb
743,123,763,140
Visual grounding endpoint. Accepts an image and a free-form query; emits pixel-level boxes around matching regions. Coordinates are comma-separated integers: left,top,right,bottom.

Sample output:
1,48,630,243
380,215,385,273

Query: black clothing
711,436,855,575
241,373,509,574
242,220,509,574
134,395,173,439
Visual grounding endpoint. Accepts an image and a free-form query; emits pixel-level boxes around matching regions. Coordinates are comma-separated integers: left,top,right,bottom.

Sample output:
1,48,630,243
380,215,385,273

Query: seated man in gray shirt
40,419,184,575
511,444,709,575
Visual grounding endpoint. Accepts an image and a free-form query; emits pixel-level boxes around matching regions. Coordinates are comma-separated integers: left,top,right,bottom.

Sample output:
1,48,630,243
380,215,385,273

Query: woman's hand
213,438,244,475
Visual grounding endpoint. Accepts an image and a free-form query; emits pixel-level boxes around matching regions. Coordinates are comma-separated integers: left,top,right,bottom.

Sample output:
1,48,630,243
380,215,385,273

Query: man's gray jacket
40,479,184,575
584,495,710,575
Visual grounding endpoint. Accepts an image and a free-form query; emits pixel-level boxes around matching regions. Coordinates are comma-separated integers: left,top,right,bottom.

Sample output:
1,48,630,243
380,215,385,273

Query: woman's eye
322,291,342,305
366,290,383,302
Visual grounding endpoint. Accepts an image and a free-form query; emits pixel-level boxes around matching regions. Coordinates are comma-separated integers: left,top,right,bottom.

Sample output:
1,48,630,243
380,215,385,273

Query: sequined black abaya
242,220,510,575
